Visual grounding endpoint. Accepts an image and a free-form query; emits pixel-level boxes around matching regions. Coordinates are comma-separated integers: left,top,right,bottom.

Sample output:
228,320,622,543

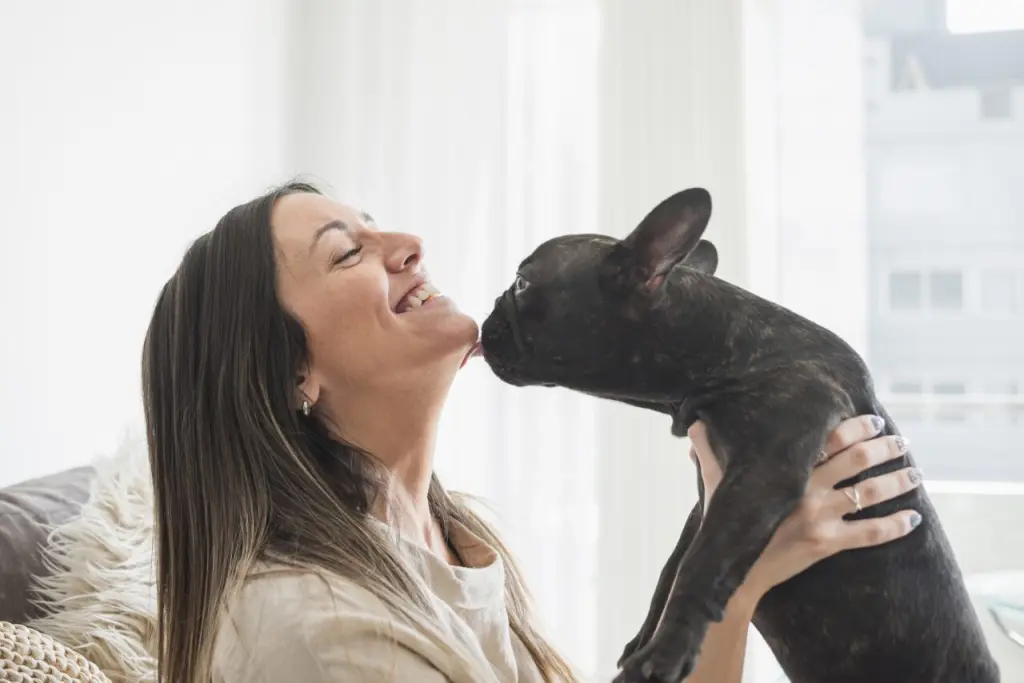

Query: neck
325,378,453,555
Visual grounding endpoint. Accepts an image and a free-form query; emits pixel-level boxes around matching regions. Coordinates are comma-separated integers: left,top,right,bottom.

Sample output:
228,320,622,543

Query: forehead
526,234,618,273
271,192,373,247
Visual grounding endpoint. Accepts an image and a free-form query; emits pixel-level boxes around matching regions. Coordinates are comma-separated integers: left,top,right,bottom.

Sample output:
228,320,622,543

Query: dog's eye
513,274,529,294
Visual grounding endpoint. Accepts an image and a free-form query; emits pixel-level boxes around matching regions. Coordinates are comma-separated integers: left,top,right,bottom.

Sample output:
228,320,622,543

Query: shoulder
225,562,391,625
212,563,486,683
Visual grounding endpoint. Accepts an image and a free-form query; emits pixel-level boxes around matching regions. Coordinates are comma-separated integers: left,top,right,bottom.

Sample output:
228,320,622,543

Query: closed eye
332,245,363,267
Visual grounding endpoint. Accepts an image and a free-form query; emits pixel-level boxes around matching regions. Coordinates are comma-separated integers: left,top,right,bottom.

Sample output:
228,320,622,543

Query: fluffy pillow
28,436,158,683
0,620,111,683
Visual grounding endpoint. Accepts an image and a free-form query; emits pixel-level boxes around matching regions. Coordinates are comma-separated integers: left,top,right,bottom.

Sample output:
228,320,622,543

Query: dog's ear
684,240,718,276
620,188,713,290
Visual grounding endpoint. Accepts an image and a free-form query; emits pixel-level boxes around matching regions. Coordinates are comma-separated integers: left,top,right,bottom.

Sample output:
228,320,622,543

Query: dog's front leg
614,463,807,683
617,499,703,668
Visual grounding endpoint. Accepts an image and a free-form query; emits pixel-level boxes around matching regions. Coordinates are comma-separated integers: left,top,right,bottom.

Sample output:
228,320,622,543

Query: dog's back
695,275,1000,682
478,185,1001,682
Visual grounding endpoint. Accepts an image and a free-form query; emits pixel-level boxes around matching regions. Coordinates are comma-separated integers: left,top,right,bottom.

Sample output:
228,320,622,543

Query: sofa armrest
0,466,95,623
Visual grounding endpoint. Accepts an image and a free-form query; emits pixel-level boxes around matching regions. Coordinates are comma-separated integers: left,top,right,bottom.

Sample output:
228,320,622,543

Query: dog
479,188,999,683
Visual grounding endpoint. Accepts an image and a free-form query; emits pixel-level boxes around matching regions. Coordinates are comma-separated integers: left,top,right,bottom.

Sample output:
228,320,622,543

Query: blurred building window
928,270,964,310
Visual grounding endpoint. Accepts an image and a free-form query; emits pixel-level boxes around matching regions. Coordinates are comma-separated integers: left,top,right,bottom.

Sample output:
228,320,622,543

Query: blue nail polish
910,512,922,529
870,415,885,433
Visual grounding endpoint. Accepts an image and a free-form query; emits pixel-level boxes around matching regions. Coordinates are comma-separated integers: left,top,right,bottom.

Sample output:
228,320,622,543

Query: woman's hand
688,415,922,602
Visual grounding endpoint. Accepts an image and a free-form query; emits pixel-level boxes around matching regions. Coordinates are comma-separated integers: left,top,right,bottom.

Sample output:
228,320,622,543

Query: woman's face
272,192,479,403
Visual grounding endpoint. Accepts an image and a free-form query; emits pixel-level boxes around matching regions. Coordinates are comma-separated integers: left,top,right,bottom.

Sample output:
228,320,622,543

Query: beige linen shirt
212,519,547,683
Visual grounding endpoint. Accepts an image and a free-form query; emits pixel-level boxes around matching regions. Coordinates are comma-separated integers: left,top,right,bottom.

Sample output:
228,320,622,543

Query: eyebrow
310,219,349,253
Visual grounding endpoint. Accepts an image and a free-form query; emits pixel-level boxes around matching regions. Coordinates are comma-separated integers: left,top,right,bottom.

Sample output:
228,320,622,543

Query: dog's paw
613,650,695,683
616,626,650,669
613,624,704,683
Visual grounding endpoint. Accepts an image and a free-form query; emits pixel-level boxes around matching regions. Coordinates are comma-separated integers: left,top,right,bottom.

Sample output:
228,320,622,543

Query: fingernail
869,415,885,433
908,468,922,485
910,512,922,529
895,436,911,455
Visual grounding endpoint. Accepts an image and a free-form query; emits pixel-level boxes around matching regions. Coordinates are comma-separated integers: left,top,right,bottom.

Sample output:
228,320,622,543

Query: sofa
0,465,115,682
3,451,1024,683
0,439,158,683
0,466,95,626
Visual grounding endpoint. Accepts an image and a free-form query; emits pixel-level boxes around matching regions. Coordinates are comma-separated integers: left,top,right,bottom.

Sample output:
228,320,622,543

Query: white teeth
398,283,441,312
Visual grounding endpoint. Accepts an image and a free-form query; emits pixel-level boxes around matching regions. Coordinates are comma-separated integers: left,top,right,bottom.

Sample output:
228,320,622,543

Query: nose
383,232,423,273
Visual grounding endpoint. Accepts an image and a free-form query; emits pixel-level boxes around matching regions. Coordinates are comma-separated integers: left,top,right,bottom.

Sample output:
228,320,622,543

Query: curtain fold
289,0,602,673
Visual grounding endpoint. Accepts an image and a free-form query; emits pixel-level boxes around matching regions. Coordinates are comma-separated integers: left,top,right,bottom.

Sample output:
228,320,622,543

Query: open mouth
395,281,442,314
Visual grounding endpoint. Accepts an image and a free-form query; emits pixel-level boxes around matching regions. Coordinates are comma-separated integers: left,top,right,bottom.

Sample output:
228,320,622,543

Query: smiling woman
141,181,573,683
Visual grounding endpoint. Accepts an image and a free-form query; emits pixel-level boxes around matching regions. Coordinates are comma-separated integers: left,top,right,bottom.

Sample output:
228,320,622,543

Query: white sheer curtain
0,0,813,679
289,0,602,673
288,1,794,680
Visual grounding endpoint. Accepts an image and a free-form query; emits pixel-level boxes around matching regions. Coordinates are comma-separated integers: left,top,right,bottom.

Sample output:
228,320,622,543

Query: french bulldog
479,188,999,683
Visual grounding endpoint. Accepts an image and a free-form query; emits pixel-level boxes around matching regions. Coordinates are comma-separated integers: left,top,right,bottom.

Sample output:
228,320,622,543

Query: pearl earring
301,399,311,417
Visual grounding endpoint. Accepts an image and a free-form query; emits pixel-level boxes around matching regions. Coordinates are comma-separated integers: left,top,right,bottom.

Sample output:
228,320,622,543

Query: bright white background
2,1,1022,681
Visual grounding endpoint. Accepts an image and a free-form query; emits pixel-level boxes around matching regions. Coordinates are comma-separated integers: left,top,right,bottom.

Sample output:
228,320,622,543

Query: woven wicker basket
0,622,109,683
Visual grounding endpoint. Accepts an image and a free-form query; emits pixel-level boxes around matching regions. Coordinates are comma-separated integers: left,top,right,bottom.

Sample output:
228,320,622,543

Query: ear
297,370,321,412
621,187,712,289
684,239,718,276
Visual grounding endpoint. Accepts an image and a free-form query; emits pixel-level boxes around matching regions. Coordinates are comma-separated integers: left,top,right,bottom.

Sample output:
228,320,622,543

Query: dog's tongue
460,341,483,368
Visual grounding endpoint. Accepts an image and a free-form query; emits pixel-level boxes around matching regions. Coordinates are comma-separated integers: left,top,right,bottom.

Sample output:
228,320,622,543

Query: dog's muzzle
502,287,527,354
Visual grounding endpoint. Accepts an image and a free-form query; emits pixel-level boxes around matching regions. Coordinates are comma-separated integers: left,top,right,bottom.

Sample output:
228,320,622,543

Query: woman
142,182,922,683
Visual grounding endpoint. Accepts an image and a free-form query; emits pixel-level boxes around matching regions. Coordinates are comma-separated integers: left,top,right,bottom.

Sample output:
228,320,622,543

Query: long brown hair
141,182,576,683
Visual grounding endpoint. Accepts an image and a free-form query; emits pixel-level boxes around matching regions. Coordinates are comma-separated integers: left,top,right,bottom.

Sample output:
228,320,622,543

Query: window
947,0,1024,34
890,379,924,422
884,379,1024,426
980,87,1013,119
885,268,966,313
889,271,922,310
891,380,923,394
933,381,968,422
981,269,1019,313
984,380,1022,426
928,270,963,310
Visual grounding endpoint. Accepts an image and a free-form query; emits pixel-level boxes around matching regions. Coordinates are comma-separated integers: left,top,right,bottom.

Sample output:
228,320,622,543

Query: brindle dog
479,188,999,683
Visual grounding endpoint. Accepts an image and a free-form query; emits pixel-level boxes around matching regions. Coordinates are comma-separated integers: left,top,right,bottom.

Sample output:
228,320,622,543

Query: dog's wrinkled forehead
525,234,618,280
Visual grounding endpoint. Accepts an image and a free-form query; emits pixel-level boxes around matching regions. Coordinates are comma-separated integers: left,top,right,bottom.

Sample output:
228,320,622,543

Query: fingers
827,466,922,515
687,421,710,458
687,421,725,507
819,414,886,461
816,434,911,488
687,421,720,475
838,510,923,551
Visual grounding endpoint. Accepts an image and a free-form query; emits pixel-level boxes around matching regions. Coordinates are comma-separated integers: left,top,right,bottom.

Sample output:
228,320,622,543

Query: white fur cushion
28,437,158,683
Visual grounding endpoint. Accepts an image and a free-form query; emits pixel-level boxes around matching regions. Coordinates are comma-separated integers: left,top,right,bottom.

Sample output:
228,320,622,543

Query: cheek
517,294,550,334
300,276,391,370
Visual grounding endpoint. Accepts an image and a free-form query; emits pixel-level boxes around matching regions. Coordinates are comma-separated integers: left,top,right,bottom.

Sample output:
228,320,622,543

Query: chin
399,301,480,372
431,313,480,365
449,312,480,350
